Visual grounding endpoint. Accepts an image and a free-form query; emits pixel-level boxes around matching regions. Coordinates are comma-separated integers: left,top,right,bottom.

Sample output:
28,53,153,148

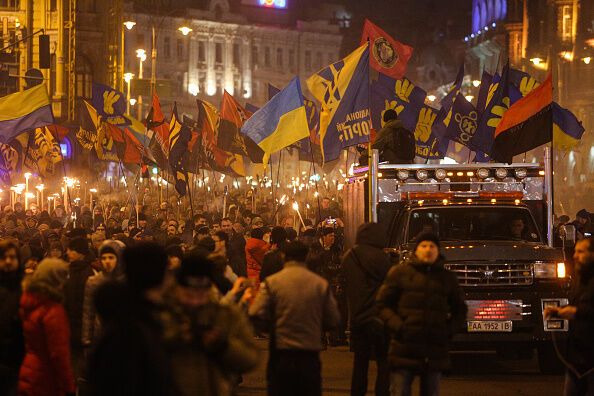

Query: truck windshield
407,206,542,243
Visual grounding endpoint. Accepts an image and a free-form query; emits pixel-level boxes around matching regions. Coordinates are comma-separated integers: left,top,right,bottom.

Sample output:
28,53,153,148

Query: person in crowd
18,258,76,396
376,233,467,396
371,109,416,164
245,227,270,285
308,226,347,345
163,253,259,395
47,241,64,259
222,217,247,277
0,241,24,396
249,240,341,396
570,209,594,240
342,223,393,396
87,242,177,396
82,239,126,348
259,226,288,282
545,237,594,396
23,246,44,275
64,236,94,378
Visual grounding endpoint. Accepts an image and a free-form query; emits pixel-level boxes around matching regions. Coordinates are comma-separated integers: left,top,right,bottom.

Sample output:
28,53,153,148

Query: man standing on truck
376,233,467,396
371,109,416,164
545,237,594,396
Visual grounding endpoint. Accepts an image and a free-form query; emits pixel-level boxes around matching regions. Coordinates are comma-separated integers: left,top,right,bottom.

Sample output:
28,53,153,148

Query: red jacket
18,292,76,396
245,238,270,282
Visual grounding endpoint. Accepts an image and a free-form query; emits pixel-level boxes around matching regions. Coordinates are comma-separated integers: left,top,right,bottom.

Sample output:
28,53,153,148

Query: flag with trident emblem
307,43,371,163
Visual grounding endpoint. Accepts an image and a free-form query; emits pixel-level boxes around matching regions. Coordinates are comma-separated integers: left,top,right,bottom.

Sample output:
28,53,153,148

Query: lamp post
124,72,134,114
121,20,136,92
24,172,31,209
136,49,146,119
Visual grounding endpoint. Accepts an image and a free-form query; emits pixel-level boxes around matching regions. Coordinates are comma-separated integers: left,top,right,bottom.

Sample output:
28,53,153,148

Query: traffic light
39,34,50,69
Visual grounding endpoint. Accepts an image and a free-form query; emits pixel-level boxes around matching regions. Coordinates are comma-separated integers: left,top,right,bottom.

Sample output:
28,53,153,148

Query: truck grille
444,262,533,286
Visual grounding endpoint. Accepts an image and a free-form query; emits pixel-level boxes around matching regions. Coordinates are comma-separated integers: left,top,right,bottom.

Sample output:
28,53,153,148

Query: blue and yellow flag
552,102,585,150
0,85,54,143
307,43,371,162
91,83,130,126
242,77,310,165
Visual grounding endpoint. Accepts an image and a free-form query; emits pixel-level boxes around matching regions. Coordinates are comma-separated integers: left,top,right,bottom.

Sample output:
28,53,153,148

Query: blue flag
307,44,371,162
370,73,426,132
439,64,464,114
476,70,493,114
412,105,444,159
553,102,585,150
91,83,130,126
444,93,479,148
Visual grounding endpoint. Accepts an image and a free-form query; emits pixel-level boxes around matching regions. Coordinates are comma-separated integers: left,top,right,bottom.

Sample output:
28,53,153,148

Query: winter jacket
307,241,343,280
376,256,467,371
245,238,269,283
228,232,247,277
87,281,178,396
0,271,24,382
18,291,76,396
372,119,416,164
342,223,393,329
63,259,93,350
249,261,341,351
81,272,105,346
162,299,259,396
565,260,594,375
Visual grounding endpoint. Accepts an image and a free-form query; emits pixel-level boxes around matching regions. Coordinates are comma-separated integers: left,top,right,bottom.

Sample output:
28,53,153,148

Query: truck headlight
534,262,566,278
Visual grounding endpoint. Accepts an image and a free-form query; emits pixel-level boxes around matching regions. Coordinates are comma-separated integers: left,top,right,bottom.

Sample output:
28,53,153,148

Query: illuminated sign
259,0,286,7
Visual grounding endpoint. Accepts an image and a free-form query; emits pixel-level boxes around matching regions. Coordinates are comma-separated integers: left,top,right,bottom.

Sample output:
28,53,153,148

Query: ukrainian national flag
242,77,310,165
553,102,585,150
0,85,54,143
307,43,371,163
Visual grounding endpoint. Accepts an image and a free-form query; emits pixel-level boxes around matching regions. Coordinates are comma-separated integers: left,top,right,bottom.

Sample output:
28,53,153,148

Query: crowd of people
0,187,592,396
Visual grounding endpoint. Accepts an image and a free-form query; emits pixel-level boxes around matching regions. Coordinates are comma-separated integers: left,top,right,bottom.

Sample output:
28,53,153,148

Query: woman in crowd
18,258,75,396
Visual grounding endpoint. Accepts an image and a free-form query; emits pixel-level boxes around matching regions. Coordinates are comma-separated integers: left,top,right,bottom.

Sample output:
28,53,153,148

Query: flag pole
366,39,374,223
308,140,322,224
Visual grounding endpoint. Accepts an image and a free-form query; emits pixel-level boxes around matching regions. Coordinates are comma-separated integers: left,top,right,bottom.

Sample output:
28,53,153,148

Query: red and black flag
218,91,264,163
169,104,192,196
361,19,413,80
491,74,553,164
146,91,170,156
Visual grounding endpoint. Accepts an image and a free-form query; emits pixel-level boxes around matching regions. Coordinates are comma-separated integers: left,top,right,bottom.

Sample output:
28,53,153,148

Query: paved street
238,341,564,396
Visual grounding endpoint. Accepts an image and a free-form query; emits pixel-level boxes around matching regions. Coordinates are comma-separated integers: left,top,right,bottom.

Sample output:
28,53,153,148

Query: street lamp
124,21,136,30
130,98,137,106
124,72,134,114
178,26,192,36
472,80,481,87
136,49,147,78
583,56,592,65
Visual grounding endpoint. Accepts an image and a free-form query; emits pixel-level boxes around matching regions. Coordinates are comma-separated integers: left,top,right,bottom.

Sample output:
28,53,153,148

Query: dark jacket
18,291,76,396
0,270,24,381
376,256,467,371
87,281,178,396
566,260,594,374
228,232,247,278
307,240,342,279
63,259,93,350
342,223,392,329
372,119,416,164
260,247,284,283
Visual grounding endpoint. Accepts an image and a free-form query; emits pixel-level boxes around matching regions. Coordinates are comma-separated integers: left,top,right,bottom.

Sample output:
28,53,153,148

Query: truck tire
537,343,565,375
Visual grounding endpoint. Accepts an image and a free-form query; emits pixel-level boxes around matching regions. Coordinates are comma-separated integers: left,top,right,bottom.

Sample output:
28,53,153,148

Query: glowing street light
472,80,481,87
530,57,543,66
123,21,136,30
583,57,592,65
178,26,193,36
129,98,137,106
427,94,436,102
124,72,135,113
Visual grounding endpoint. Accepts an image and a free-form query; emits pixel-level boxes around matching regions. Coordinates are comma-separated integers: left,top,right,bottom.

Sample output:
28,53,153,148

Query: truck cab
343,152,571,373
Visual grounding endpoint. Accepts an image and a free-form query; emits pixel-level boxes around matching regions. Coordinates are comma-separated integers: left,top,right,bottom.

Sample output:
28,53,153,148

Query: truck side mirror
561,224,576,246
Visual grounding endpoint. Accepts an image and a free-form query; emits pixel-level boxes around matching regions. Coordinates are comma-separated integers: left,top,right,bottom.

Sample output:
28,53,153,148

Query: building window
276,48,283,68
252,45,259,66
215,43,223,64
0,0,20,8
198,41,206,63
264,47,271,67
560,5,573,42
233,43,240,67
177,39,184,60
315,52,322,69
305,50,311,70
288,49,295,69
163,37,171,58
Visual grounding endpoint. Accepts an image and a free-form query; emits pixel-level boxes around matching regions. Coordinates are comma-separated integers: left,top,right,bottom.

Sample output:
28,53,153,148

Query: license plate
467,321,513,332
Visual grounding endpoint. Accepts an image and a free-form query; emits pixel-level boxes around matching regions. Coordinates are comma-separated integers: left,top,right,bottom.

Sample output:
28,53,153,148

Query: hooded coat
342,223,393,329
372,119,416,164
376,256,467,371
18,260,75,396
81,240,126,346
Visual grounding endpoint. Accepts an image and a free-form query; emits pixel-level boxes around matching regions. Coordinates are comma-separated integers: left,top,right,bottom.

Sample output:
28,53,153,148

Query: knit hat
414,232,440,250
68,236,90,255
176,253,215,289
123,242,168,291
99,239,126,278
27,258,69,300
577,209,590,220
